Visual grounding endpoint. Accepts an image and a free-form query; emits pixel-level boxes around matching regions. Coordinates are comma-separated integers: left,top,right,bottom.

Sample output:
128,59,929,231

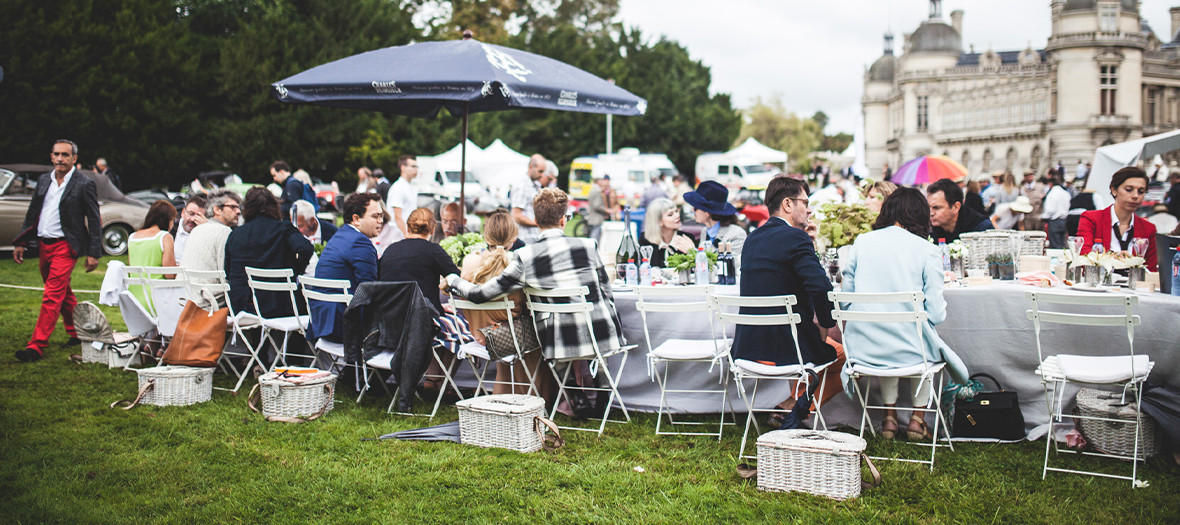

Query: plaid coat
450,229,625,361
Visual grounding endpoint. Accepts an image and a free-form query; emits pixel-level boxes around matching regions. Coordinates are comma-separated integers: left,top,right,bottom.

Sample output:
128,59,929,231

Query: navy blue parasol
271,33,646,216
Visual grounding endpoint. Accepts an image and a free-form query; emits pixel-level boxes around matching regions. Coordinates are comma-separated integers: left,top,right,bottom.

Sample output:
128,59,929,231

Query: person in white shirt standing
385,155,419,243
511,154,550,245
1041,175,1071,249
13,140,102,362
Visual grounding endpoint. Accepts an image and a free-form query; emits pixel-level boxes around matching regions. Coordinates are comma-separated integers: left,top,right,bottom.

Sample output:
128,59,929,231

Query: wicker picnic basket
116,366,213,408
1076,388,1160,458
457,394,548,452
960,230,1046,271
80,342,108,364
253,371,337,420
756,430,870,500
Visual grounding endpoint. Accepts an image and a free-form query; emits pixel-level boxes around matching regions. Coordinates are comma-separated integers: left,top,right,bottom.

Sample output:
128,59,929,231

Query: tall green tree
739,95,822,174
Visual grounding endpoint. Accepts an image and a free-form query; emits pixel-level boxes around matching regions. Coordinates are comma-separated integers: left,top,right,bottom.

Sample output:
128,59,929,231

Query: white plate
1070,284,1114,293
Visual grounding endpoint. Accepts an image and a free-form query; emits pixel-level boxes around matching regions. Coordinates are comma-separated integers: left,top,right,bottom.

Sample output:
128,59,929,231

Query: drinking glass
1067,236,1084,258
1131,238,1149,258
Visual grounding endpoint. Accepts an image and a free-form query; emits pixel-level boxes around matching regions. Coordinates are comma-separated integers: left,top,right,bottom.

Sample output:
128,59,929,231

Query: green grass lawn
1,256,1178,523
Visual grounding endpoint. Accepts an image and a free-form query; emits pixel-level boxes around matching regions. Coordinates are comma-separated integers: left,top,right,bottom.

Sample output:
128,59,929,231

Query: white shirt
386,178,418,220
511,175,542,244
174,227,191,264
304,220,323,245
1041,185,1070,220
37,168,74,238
1108,206,1135,252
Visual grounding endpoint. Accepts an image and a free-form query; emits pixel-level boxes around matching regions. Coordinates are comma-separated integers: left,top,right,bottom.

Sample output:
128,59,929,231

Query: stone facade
863,0,1180,181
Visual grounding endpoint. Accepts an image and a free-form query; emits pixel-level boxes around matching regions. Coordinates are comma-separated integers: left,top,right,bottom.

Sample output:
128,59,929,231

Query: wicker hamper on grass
457,394,548,452
252,371,337,421
115,366,213,408
1076,388,1160,458
80,341,107,364
756,430,872,500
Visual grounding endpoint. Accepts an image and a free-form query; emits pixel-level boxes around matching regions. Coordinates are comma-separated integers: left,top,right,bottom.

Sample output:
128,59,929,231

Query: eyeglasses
221,203,240,210
787,198,810,208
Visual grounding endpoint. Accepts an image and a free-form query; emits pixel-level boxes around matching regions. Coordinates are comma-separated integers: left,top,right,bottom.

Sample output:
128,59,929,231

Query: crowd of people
11,139,1179,433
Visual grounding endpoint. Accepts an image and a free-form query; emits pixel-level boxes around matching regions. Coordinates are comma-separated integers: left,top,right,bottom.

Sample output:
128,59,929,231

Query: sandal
880,414,898,440
906,415,933,441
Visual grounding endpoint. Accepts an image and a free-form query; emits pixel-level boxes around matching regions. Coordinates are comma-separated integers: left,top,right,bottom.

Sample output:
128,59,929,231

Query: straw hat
1009,195,1034,214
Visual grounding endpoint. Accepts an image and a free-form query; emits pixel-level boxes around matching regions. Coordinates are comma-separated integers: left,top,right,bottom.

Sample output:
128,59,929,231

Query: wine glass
1067,236,1084,258
1131,238,1149,258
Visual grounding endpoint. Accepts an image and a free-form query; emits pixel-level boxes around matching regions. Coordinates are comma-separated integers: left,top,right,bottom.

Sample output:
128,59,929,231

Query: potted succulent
986,252,1015,280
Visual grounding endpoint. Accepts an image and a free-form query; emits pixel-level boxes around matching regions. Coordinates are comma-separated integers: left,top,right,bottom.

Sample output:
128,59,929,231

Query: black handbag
477,316,541,361
953,373,1026,440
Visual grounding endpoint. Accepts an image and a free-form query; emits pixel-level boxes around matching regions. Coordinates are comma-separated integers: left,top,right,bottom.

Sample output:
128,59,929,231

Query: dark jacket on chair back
224,216,314,317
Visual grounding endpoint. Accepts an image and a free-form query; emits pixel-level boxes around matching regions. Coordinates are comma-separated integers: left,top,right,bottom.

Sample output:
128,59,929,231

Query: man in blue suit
732,176,838,371
309,193,384,343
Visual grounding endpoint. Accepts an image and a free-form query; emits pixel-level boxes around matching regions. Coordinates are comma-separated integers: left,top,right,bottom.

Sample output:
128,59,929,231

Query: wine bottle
616,206,638,280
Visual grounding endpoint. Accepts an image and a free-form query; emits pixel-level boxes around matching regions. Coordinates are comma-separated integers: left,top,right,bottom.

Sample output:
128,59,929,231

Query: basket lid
136,365,214,378
1076,388,1141,418
456,394,545,414
259,370,336,386
756,429,867,454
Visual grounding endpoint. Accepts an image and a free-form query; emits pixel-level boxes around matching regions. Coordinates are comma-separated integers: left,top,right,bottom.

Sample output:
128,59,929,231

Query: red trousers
27,239,78,353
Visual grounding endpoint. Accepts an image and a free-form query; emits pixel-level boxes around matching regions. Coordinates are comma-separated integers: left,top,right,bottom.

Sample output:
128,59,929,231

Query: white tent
482,139,530,164
480,139,531,197
726,137,788,165
432,139,484,167
1087,128,1180,208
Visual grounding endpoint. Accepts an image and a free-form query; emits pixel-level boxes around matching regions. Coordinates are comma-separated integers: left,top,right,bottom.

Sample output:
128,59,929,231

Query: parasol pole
459,101,469,233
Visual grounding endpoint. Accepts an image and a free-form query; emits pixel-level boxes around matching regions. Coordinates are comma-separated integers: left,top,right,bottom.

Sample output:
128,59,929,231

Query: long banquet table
600,282,1180,438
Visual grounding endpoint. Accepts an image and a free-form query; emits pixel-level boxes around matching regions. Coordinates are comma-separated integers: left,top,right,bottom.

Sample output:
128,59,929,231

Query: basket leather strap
534,416,564,451
250,382,335,424
861,454,883,489
69,353,83,364
110,380,155,410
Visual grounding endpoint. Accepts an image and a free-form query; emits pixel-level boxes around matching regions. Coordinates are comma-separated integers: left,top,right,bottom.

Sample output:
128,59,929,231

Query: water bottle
694,246,709,285
938,238,951,272
625,258,638,285
1092,239,1105,255
639,257,652,286
1172,252,1180,297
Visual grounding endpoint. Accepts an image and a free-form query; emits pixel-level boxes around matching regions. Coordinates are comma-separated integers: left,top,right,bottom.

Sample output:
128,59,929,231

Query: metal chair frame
1026,290,1149,487
830,290,953,471
298,275,389,403
244,266,315,369
634,285,734,440
527,286,635,436
452,296,543,397
184,269,263,394
713,293,833,464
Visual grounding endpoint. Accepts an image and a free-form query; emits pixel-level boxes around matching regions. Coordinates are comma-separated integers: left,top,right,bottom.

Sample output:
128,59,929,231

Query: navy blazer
731,217,836,366
310,224,377,342
318,219,338,244
224,216,314,317
20,170,102,258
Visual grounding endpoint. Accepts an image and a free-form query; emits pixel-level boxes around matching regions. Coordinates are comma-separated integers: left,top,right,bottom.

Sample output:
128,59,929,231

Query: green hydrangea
439,232,489,265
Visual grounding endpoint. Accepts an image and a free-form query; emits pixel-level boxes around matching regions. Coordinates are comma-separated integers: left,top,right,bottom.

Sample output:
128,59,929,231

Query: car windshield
0,169,14,194
573,169,592,183
743,164,773,175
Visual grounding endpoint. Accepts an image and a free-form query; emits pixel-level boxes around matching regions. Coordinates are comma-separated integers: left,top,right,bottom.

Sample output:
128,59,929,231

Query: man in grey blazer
13,140,102,362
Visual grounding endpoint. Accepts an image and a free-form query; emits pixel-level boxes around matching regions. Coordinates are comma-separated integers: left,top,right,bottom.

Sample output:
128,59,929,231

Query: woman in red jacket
1076,166,1157,271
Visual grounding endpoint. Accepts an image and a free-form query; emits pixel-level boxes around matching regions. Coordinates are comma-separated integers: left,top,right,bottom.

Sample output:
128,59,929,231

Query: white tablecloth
602,282,1180,437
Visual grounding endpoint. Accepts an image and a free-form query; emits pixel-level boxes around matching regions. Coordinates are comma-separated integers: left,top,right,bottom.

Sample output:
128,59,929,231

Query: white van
569,148,676,205
413,158,484,202
695,153,782,192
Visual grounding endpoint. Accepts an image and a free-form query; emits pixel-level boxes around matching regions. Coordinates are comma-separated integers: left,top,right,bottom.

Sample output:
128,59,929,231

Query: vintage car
0,164,149,256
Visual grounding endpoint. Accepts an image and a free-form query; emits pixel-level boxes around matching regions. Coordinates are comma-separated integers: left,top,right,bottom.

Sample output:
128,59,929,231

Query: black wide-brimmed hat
683,180,737,216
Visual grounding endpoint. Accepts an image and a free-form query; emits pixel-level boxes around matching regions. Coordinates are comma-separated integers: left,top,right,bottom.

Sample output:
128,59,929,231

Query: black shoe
61,337,82,348
15,348,43,362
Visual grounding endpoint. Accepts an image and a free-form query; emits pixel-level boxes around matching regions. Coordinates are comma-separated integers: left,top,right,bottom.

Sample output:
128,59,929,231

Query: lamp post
606,78,614,154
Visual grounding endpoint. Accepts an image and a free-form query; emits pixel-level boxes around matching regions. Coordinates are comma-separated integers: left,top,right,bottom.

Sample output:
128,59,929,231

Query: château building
862,0,1180,180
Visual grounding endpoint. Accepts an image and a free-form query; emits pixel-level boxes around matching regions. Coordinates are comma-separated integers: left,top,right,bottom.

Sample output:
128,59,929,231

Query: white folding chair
830,291,953,471
634,285,733,440
527,286,636,436
1026,290,1151,487
299,275,380,403
713,294,834,463
140,266,187,339
185,269,264,393
452,296,541,397
244,266,315,369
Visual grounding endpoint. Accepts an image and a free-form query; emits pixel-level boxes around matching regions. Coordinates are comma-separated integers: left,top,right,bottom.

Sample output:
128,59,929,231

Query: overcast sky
616,0,1178,135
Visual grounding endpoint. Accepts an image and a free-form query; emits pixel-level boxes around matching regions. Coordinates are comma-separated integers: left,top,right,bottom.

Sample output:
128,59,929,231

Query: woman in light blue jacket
840,187,968,440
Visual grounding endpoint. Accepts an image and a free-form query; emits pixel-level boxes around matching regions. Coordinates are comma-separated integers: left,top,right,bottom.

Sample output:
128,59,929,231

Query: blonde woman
862,180,898,214
638,198,695,268
460,210,552,398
